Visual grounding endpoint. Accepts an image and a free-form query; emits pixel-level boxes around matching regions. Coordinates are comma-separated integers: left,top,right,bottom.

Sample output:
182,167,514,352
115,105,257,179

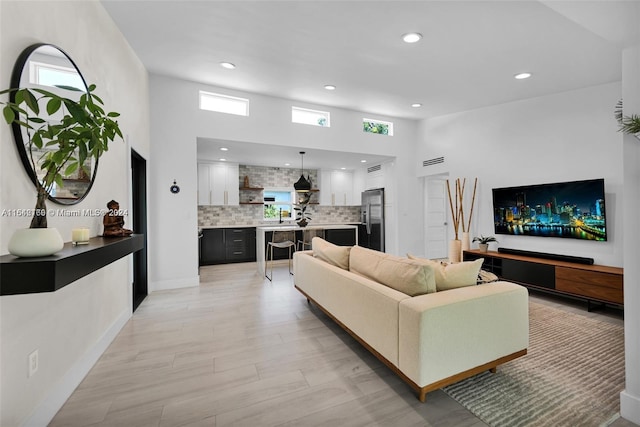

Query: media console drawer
556,266,623,304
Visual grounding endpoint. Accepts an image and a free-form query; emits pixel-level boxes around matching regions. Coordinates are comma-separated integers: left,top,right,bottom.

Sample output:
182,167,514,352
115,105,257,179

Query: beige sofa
293,242,529,402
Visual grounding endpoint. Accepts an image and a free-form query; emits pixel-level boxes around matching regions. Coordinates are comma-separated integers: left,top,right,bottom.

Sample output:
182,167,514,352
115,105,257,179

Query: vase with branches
446,177,478,262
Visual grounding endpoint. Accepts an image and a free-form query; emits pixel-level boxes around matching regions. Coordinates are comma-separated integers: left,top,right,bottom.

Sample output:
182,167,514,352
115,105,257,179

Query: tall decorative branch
446,179,460,240
466,178,478,232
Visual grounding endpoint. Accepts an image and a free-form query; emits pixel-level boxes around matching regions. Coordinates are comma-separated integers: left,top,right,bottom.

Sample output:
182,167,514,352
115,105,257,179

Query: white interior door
424,177,449,259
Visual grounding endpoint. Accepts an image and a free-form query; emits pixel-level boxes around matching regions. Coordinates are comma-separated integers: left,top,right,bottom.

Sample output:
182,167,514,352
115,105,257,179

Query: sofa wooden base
296,285,527,402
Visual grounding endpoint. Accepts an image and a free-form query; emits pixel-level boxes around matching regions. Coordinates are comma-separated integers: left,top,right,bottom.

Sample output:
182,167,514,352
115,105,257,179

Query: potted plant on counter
1,84,123,256
294,191,312,227
472,235,498,253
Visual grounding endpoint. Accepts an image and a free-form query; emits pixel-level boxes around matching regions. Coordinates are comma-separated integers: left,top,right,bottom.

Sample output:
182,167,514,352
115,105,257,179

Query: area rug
443,302,625,427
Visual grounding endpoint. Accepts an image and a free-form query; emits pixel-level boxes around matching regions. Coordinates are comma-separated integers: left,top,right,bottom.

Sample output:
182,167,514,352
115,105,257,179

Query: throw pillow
407,254,484,291
350,246,436,296
312,237,351,270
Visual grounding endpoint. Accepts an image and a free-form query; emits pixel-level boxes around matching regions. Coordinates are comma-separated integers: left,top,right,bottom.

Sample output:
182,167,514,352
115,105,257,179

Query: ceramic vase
478,243,489,253
8,228,64,257
461,232,470,257
448,239,462,263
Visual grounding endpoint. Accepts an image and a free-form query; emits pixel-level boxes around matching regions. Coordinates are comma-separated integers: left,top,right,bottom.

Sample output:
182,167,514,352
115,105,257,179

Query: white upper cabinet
319,169,354,206
352,167,366,206
197,162,239,205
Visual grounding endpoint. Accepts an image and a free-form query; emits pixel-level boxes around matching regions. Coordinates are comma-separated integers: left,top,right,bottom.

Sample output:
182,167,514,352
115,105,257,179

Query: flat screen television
492,178,606,241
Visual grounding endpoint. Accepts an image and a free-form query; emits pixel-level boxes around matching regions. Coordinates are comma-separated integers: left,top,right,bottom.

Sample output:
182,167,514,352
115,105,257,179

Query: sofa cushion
350,246,436,296
312,237,351,270
407,255,484,291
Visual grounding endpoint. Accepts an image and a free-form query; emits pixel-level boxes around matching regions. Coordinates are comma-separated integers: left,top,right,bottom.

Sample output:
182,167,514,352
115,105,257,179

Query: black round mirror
10,43,98,205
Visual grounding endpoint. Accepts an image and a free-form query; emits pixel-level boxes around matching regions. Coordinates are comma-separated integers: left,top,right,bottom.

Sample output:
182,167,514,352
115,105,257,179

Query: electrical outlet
28,349,38,378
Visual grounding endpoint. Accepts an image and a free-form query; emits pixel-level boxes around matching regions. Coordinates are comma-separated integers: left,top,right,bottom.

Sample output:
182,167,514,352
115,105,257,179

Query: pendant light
293,151,312,192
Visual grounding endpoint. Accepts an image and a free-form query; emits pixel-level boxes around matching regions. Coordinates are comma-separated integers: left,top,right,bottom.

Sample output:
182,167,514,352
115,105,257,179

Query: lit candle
72,228,90,244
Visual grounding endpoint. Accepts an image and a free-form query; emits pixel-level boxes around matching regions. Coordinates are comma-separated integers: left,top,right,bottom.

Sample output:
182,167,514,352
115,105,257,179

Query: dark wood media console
463,249,623,310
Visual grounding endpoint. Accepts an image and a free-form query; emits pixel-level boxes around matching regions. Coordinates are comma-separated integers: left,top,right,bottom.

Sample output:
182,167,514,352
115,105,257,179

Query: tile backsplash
198,205,361,227
239,164,318,190
197,164,361,227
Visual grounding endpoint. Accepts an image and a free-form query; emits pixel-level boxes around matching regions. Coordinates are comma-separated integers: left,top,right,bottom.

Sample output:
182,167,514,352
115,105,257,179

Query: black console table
1,234,144,296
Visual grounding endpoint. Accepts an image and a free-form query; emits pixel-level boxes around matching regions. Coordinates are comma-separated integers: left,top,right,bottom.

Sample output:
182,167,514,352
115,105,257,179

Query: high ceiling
102,0,637,121
100,0,638,167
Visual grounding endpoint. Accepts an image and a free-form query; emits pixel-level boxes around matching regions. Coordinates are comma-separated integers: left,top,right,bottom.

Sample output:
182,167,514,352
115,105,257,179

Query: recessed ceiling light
324,85,336,91
341,167,346,170
220,147,228,151
220,62,236,69
219,158,226,161
514,72,532,80
360,160,367,163
402,32,422,43
284,163,290,166
411,103,422,108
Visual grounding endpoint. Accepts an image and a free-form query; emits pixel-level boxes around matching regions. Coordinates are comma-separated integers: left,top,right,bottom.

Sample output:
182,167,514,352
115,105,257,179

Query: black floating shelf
0,234,144,296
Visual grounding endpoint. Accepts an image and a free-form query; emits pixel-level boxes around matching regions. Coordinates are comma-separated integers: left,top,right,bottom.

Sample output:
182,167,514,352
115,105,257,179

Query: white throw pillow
407,254,484,291
312,237,351,270
350,246,436,296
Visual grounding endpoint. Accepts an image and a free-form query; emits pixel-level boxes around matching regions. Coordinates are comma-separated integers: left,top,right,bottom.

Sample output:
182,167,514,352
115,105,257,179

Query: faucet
279,208,283,224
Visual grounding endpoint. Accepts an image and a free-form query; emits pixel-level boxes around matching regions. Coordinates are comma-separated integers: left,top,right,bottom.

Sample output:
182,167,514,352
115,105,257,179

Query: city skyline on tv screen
492,178,606,241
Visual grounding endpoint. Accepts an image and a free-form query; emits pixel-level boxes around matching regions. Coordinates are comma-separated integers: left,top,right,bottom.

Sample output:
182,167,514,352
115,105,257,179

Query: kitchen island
256,224,358,275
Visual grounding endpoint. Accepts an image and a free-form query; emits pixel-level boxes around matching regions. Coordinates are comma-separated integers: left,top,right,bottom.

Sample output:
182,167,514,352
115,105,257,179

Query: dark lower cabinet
200,229,225,264
324,228,357,246
200,227,256,265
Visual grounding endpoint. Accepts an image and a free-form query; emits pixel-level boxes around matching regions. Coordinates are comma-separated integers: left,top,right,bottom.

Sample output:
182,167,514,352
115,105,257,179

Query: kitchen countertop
200,222,362,230
256,224,358,231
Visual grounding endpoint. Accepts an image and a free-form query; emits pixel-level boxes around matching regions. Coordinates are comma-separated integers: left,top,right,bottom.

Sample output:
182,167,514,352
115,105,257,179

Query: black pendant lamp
293,151,312,192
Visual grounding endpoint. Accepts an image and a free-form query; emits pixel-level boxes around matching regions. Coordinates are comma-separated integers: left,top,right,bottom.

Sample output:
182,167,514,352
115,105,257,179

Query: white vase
8,228,64,257
448,239,462,263
461,232,470,256
479,243,489,253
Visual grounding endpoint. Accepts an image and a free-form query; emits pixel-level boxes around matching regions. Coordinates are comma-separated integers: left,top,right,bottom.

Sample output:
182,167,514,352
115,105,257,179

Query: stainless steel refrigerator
360,188,385,251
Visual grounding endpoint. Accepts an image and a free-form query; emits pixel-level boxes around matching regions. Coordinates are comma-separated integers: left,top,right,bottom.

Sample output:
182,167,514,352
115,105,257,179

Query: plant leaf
64,162,79,176
2,105,15,123
46,97,62,115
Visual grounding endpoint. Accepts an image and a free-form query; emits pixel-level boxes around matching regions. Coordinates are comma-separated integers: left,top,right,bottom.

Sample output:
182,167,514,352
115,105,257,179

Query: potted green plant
615,99,640,139
472,235,498,253
294,191,312,227
1,84,123,256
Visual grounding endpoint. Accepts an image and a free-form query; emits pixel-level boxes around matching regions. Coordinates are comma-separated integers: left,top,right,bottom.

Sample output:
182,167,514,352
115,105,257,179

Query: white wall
621,44,640,425
416,82,623,267
0,2,150,425
149,74,421,290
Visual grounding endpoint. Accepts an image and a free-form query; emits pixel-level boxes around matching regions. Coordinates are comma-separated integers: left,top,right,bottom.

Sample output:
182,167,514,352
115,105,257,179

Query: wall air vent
367,165,382,173
423,157,444,167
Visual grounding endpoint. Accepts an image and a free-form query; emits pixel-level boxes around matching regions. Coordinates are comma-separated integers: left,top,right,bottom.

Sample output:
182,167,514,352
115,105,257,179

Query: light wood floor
50,261,634,427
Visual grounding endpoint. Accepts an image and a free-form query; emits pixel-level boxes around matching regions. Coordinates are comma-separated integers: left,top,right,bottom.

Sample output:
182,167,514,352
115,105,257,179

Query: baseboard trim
620,389,640,425
22,309,131,427
151,275,199,292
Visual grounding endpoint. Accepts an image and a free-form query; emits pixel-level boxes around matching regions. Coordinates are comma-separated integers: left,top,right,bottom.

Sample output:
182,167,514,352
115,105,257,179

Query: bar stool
297,228,324,251
265,229,296,281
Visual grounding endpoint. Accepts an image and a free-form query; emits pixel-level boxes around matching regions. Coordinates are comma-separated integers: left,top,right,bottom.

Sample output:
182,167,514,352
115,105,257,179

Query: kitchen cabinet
352,167,366,206
197,162,239,206
200,227,256,265
318,169,354,206
324,228,357,246
200,229,226,264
